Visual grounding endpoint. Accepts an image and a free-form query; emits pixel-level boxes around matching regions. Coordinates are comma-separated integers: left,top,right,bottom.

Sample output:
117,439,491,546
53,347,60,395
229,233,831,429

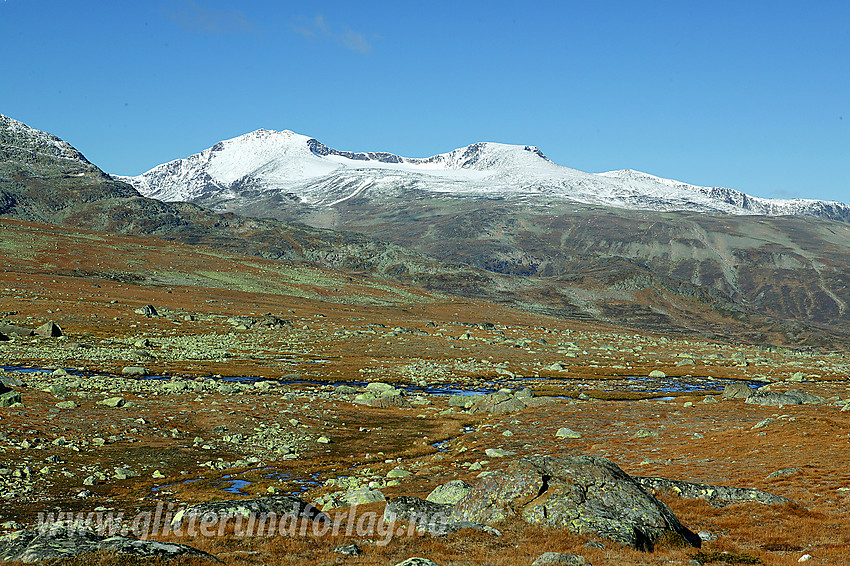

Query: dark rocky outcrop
0,523,217,563
634,477,795,507
448,455,700,551
171,495,328,530
383,496,454,527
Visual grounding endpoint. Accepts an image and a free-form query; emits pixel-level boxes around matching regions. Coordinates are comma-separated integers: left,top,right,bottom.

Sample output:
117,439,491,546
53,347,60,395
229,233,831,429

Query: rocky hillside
0,114,490,295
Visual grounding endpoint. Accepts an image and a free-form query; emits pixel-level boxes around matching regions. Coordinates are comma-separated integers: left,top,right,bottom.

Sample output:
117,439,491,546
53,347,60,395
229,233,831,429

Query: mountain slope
118,128,850,221
0,114,491,295
4,114,850,349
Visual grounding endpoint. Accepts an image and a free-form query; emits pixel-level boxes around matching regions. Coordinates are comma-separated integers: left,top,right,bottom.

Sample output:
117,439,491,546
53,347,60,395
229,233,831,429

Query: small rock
98,397,126,408
531,553,589,566
649,370,666,378
484,448,515,458
698,530,718,542
393,559,441,566
555,427,581,439
134,305,158,317
334,543,362,556
765,468,800,480
55,400,77,410
317,436,332,444
121,366,148,376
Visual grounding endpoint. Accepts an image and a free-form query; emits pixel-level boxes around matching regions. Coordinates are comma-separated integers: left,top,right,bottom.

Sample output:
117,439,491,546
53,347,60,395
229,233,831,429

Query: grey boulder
448,455,700,551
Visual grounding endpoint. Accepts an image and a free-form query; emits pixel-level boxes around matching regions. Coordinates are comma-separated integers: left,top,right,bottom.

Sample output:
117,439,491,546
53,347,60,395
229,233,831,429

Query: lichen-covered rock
0,390,21,407
426,480,472,505
340,488,386,506
0,523,217,563
448,455,700,551
634,477,795,507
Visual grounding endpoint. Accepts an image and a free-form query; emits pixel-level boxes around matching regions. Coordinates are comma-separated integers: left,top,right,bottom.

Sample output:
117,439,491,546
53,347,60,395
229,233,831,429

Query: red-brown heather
2,218,850,565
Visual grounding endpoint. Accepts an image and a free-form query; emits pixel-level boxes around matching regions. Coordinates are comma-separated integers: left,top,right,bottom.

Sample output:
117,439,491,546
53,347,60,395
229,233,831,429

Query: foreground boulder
635,477,796,507
0,523,217,563
171,495,328,530
448,455,700,551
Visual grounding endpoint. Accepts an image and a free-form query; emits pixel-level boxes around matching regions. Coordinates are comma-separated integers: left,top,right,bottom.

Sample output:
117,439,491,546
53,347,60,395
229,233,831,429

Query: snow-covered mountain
116,128,850,221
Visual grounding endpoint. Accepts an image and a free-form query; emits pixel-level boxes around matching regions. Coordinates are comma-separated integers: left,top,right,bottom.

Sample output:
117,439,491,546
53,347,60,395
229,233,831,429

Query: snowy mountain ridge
116,128,850,221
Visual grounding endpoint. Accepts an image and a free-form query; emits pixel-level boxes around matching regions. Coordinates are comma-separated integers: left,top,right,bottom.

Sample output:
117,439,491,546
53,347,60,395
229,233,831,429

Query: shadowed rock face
0,523,218,563
448,455,701,551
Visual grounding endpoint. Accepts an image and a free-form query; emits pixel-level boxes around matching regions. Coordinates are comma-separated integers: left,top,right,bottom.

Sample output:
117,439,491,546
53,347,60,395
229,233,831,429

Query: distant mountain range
4,113,850,349
117,128,850,221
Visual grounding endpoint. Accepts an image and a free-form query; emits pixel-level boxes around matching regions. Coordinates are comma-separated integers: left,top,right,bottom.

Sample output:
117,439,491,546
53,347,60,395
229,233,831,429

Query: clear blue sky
1,1,847,201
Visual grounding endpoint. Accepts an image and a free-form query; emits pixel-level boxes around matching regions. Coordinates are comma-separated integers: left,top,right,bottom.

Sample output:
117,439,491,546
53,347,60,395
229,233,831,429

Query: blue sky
1,1,847,202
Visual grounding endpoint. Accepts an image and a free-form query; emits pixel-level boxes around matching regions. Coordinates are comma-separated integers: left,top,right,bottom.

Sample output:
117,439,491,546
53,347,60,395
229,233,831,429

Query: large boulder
426,480,472,505
0,523,217,563
468,388,553,415
35,322,62,338
721,383,755,400
448,455,700,551
171,495,328,530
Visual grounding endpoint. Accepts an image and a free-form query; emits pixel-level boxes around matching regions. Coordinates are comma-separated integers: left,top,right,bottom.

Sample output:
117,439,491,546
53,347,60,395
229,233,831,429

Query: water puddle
151,477,204,493
3,365,765,396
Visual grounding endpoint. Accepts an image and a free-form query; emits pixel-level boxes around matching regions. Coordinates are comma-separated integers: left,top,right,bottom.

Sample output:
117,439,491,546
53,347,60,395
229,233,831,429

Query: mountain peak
115,127,849,222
